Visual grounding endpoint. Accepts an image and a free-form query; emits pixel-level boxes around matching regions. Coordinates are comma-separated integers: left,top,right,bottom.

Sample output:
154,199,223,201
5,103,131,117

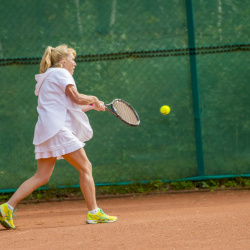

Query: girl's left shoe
86,208,117,224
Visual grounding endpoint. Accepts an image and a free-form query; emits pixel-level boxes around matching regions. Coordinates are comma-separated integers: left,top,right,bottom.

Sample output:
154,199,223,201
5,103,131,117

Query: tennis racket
105,99,140,127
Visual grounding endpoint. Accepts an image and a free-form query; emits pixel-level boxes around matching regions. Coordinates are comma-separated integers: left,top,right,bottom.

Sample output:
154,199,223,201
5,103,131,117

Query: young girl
0,44,117,229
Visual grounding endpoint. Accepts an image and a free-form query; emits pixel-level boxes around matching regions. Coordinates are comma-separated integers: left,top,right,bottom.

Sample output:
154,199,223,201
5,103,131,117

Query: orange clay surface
1,190,250,250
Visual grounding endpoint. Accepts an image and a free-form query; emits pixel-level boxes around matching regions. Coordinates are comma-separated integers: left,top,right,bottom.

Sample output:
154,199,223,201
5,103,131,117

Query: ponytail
39,46,54,73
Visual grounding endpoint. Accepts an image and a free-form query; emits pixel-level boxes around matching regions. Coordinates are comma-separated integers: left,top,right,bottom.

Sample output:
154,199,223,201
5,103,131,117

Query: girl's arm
65,85,105,111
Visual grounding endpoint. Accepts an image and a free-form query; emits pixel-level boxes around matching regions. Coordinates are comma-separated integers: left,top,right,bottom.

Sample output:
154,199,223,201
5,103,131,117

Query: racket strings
113,101,139,125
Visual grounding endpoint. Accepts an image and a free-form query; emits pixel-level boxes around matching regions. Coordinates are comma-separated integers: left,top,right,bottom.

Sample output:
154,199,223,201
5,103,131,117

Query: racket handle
105,106,118,116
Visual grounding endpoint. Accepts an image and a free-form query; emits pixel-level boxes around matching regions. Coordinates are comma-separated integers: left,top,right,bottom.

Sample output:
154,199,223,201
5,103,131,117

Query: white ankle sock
88,208,99,214
7,203,14,211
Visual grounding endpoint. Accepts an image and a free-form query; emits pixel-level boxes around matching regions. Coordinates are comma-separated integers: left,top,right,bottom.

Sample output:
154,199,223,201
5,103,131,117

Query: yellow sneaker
86,208,117,224
0,203,16,229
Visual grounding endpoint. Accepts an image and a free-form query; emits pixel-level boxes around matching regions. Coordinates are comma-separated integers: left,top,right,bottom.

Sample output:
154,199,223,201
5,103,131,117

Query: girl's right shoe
0,203,16,229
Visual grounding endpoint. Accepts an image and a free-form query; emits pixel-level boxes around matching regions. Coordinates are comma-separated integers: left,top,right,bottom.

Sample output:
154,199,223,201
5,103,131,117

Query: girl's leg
63,148,97,211
63,147,118,224
8,157,57,208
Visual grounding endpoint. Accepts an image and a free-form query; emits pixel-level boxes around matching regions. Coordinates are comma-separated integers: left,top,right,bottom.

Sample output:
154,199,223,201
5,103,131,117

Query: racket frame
105,99,140,127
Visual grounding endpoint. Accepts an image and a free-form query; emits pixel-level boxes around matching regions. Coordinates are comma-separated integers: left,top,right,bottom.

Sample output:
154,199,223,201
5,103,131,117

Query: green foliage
0,194,9,200
0,178,249,203
150,180,165,191
206,180,219,190
235,177,250,187
170,181,196,190
224,180,238,188
201,181,210,188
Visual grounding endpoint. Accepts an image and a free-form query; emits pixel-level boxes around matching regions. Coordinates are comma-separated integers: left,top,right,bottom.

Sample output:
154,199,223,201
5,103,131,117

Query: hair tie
51,47,55,52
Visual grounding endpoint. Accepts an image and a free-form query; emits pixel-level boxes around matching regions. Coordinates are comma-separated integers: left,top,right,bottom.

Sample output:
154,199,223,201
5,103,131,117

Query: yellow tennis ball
160,105,171,115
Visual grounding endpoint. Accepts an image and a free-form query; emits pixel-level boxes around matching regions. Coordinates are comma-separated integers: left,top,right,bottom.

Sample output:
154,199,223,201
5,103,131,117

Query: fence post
185,0,205,176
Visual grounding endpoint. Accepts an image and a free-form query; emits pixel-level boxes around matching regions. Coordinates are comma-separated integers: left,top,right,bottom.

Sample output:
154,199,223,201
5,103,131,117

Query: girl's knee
34,173,51,186
79,161,92,175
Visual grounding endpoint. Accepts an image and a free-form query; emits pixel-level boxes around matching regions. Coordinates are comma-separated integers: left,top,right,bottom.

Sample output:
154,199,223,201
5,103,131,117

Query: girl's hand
99,101,105,111
92,101,105,111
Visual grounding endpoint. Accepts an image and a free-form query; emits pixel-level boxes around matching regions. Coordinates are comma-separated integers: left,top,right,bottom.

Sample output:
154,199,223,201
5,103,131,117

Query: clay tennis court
1,189,249,249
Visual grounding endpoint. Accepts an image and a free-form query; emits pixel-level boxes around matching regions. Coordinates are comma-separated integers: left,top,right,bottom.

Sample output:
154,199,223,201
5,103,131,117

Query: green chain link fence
0,0,249,192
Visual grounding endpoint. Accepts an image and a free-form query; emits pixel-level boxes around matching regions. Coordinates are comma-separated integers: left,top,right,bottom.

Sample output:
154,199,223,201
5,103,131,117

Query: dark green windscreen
0,0,249,191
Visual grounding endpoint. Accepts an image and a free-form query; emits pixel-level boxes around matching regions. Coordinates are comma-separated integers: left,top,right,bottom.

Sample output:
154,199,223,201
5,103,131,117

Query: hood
34,68,58,96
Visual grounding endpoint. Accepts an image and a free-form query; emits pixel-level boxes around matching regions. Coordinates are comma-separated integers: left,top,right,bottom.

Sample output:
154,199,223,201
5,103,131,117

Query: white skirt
35,112,85,160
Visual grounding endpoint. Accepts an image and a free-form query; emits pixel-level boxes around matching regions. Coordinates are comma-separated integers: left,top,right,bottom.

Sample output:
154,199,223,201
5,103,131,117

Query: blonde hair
39,44,76,73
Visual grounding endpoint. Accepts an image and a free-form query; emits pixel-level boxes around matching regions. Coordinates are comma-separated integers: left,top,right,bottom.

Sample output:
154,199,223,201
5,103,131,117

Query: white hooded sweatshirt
33,68,93,145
